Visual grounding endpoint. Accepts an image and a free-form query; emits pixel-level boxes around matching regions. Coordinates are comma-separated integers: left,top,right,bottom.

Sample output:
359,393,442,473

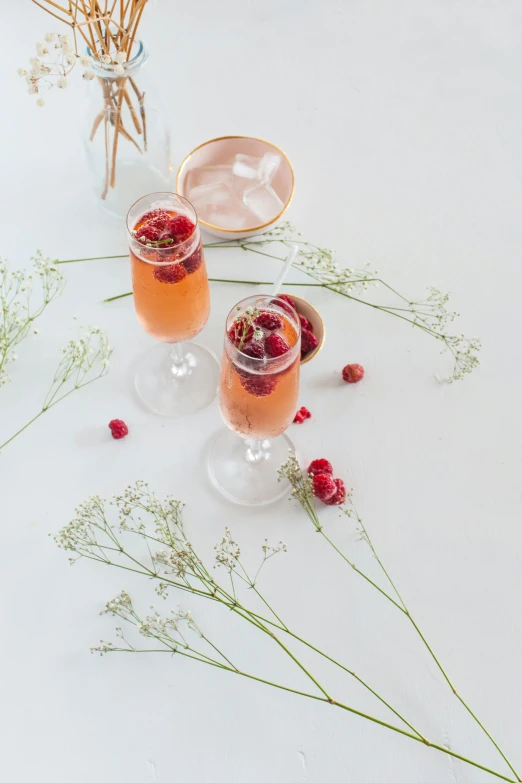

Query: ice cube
206,203,253,230
185,164,233,191
243,184,284,224
188,181,233,208
257,153,281,185
232,153,260,180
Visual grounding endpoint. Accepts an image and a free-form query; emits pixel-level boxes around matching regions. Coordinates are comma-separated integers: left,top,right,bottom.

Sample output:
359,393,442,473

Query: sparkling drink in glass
208,295,301,505
127,192,219,417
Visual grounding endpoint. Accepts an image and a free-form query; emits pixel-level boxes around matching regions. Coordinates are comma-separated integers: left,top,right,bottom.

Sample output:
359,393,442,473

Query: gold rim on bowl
291,294,325,364
176,135,295,234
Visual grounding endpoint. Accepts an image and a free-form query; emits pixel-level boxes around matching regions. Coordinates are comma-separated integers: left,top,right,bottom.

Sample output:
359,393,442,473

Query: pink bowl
176,135,295,238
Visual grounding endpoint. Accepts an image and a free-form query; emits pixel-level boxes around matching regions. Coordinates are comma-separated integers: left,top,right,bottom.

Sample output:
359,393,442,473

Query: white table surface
2,2,522,781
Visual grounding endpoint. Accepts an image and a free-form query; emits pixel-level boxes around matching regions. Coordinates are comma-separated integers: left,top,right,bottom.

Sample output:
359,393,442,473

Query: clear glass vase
83,41,173,219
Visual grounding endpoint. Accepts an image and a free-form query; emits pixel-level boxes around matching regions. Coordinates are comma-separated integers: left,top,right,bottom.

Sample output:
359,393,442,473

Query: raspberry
182,245,203,275
255,311,283,331
324,478,347,506
228,318,255,347
342,363,365,383
167,215,195,243
311,473,337,502
137,224,162,243
293,406,311,423
139,209,170,230
266,333,290,358
301,329,319,356
241,340,265,359
153,264,186,284
277,294,296,310
307,458,333,476
239,373,276,397
108,419,128,440
299,314,311,331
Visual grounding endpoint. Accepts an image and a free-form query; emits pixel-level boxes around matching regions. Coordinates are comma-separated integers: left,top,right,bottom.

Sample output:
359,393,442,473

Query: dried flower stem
28,1,151,191
279,456,521,782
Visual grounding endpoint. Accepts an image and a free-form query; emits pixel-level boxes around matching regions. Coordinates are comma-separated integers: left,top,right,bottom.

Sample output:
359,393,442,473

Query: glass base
134,341,219,417
207,428,296,506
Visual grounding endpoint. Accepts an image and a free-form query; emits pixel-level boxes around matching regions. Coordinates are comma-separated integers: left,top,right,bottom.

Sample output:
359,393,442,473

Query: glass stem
170,343,184,366
169,343,187,378
246,439,269,463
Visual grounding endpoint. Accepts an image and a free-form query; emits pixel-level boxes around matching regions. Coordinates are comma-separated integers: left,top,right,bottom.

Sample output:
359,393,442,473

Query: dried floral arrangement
0,252,65,388
55,475,518,783
21,1,150,197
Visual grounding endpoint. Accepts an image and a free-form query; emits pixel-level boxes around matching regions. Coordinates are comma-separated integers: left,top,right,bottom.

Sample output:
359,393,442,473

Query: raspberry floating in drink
210,293,302,507
220,297,301,438
129,203,209,343
127,194,219,420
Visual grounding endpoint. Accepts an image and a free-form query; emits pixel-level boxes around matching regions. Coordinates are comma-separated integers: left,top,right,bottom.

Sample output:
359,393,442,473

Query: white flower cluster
214,528,241,572
19,32,129,104
261,539,287,556
237,223,481,382
97,49,127,74
0,252,65,387
42,325,112,412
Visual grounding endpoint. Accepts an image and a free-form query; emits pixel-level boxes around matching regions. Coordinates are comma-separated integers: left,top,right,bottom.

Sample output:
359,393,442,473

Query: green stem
328,511,521,781
406,612,521,781
114,644,519,783
56,254,127,264
0,409,44,450
319,529,407,613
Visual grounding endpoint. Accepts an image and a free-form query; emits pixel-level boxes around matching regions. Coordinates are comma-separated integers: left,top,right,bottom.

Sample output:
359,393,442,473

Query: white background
2,1,522,781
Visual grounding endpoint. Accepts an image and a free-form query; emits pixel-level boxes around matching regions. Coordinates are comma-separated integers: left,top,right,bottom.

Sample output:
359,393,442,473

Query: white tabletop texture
1,2,522,782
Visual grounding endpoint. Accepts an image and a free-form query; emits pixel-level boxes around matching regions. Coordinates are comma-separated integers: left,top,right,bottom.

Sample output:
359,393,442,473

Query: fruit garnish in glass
127,192,219,417
208,295,301,505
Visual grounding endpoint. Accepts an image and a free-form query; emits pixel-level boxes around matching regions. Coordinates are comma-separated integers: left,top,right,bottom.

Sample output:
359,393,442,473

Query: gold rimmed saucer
176,135,295,239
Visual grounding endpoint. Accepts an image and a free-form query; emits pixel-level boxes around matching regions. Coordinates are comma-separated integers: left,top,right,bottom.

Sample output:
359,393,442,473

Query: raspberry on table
307,458,333,476
266,333,290,358
228,318,255,347
153,264,186,284
311,473,337,502
242,340,265,359
108,419,129,440
293,406,312,423
301,329,319,356
324,478,347,505
239,374,276,397
342,363,365,383
255,311,283,331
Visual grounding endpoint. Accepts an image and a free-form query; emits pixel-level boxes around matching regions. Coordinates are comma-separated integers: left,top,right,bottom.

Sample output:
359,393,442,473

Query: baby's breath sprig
0,325,112,451
88,223,480,381
54,483,520,781
0,252,65,388
17,33,95,105
205,223,481,382
279,456,520,782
